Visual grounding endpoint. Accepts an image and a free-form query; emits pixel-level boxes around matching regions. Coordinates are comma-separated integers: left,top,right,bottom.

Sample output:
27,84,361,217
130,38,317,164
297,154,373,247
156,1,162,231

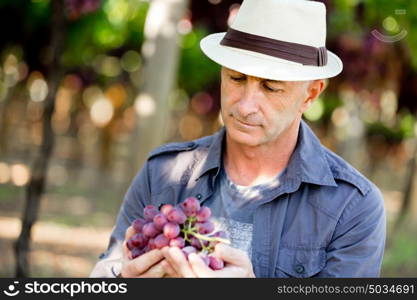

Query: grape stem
191,232,231,245
180,217,231,251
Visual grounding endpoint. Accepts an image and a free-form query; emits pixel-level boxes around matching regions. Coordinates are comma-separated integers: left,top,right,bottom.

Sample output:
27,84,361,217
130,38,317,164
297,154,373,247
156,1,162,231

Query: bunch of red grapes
126,197,229,270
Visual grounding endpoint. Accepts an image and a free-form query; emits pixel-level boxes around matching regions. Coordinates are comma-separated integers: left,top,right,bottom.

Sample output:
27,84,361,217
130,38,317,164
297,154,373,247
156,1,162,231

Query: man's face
220,67,319,147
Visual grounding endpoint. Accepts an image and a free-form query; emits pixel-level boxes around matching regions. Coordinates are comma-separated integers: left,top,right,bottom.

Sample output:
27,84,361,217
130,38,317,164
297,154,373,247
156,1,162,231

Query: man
90,0,386,278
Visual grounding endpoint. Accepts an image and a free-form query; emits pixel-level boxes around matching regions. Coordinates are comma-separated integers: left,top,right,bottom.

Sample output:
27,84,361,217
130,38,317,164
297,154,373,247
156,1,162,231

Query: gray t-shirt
204,166,283,259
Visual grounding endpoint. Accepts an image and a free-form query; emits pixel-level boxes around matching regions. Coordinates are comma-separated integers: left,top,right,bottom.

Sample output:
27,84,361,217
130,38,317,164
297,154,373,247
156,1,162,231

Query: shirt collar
194,127,224,181
195,121,337,188
284,120,337,187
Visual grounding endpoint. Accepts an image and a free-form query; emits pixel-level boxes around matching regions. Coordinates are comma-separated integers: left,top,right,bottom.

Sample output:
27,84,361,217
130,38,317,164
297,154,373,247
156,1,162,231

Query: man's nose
237,83,260,117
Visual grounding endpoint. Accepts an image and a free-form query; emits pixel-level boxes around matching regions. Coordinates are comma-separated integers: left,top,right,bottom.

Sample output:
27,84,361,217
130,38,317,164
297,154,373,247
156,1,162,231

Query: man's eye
230,76,245,82
264,84,283,93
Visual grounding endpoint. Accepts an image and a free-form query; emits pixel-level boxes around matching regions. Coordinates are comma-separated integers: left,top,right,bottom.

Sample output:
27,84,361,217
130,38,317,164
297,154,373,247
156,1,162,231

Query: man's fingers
161,247,176,271
188,253,214,277
160,259,180,278
162,247,196,278
214,244,256,277
138,261,166,278
122,249,164,277
125,226,135,240
189,253,252,278
214,243,250,267
122,241,130,258
123,226,136,257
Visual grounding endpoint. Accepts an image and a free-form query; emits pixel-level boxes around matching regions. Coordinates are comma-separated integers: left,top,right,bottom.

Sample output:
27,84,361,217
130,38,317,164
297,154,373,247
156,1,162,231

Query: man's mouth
233,116,259,127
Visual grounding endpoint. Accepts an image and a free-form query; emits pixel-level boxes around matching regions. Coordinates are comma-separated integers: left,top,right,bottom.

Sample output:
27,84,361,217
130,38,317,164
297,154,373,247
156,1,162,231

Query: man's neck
224,119,301,186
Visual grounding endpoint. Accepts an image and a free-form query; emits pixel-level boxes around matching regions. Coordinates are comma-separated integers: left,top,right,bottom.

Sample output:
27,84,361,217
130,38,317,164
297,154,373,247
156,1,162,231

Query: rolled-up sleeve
317,185,386,277
89,162,152,277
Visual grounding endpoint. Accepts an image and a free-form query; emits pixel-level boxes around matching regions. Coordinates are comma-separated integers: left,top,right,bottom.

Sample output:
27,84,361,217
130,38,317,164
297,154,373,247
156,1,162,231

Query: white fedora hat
200,0,343,81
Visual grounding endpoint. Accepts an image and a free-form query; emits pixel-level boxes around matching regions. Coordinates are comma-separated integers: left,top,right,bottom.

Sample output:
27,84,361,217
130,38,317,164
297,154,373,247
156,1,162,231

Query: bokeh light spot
106,83,127,109
191,92,213,115
177,19,192,35
304,98,324,122
90,97,114,127
134,94,156,117
331,107,350,127
11,164,30,186
83,85,103,108
228,4,240,26
383,16,399,33
121,50,141,73
30,79,49,102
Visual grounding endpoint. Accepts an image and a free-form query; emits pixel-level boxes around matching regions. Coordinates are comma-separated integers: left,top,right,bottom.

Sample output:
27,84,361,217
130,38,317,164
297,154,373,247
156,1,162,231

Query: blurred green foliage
178,27,220,94
382,224,417,277
331,0,417,69
363,0,417,57
63,0,149,67
366,111,416,143
1,0,220,96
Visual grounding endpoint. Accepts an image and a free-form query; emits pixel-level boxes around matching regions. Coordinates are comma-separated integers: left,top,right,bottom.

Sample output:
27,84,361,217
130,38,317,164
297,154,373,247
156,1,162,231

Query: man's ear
300,79,326,113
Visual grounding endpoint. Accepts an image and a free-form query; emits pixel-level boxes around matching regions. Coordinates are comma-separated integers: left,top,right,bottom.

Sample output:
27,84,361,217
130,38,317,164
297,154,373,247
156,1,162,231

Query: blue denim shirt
90,120,386,278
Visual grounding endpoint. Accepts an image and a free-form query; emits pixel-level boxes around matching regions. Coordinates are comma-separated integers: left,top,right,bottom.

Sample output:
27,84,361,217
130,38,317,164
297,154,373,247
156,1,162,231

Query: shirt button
196,194,202,200
295,264,305,274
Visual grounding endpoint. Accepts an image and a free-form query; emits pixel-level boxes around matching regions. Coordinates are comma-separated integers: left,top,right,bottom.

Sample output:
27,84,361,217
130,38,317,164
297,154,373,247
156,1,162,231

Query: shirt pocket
275,247,326,278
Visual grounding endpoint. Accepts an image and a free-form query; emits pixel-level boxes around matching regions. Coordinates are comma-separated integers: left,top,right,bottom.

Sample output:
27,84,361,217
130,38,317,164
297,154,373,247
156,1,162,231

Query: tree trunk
0,87,16,155
14,0,66,277
131,0,189,174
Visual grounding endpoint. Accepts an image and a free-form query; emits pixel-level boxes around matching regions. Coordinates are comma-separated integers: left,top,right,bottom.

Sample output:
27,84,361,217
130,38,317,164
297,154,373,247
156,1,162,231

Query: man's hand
119,226,178,278
162,243,256,278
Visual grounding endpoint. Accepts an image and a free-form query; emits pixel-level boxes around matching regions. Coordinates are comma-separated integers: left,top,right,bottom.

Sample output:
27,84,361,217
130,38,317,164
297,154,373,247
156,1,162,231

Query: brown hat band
220,28,328,67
